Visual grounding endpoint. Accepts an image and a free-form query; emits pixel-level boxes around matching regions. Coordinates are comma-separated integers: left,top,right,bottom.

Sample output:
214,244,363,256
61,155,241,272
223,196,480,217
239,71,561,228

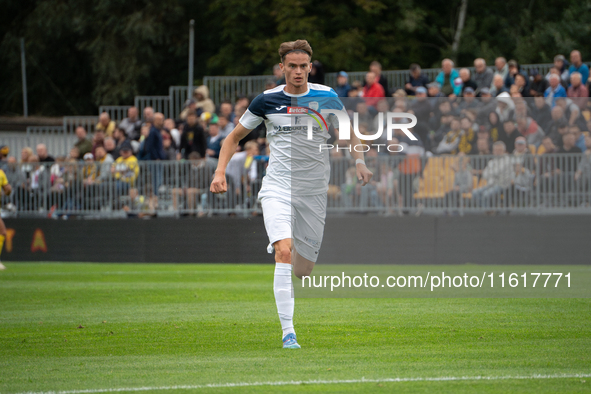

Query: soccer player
210,40,373,349
0,166,12,270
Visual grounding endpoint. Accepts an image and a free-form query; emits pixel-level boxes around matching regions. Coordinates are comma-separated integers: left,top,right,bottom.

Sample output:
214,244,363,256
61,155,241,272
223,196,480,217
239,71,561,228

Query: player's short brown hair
278,40,313,62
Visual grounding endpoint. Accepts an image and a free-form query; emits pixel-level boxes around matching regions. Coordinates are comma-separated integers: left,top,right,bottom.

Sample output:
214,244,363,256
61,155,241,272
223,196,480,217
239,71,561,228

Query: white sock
274,262,295,339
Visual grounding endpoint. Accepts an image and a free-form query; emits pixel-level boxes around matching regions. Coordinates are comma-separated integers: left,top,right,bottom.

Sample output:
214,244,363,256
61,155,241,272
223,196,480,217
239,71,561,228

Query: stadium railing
204,63,566,105
134,96,171,119
2,154,590,218
98,106,132,123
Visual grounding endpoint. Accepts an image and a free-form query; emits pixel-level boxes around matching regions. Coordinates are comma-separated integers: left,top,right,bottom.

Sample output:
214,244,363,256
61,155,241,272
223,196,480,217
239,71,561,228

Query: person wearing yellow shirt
111,141,139,208
95,112,116,137
0,168,12,270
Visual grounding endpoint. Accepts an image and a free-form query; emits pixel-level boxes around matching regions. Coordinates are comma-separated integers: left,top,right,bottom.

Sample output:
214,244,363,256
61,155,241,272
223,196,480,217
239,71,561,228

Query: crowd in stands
2,50,591,216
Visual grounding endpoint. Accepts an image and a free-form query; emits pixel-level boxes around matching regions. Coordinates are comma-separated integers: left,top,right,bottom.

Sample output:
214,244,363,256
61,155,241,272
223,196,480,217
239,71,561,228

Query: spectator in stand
95,112,116,137
475,87,496,125
194,85,216,114
555,97,587,131
567,72,589,110
513,73,530,97
179,99,199,121
531,96,553,132
516,116,545,148
459,68,477,96
93,146,114,184
473,58,493,93
119,107,141,141
362,72,385,108
219,101,234,124
457,116,478,154
408,87,431,148
69,147,80,161
335,71,352,97
435,58,461,96
369,61,389,96
546,106,568,146
574,135,591,189
510,161,534,206
472,141,513,208
500,119,521,153
555,133,582,193
161,133,176,160
493,57,509,83
112,128,129,159
544,74,567,107
91,130,105,156
111,141,139,201
490,74,509,96
103,137,117,160
405,63,429,95
529,69,549,97
36,144,54,162
273,64,285,86
504,60,521,87
569,50,589,87
445,153,473,209
472,138,491,179
139,112,166,161
495,92,515,123
427,82,444,98
82,153,98,184
206,120,223,159
512,136,534,169
143,106,154,124
570,126,586,152
164,118,181,147
74,127,92,157
458,87,478,112
548,54,570,85
558,132,582,155
179,112,207,159
436,117,462,154
218,115,234,139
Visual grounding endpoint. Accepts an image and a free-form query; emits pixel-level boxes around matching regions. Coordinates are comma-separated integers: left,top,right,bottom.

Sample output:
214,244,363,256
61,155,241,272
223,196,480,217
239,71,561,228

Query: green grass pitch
0,263,590,393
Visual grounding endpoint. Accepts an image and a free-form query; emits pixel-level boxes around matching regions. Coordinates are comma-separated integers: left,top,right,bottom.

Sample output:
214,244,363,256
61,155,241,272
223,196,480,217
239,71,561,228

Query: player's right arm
210,123,253,194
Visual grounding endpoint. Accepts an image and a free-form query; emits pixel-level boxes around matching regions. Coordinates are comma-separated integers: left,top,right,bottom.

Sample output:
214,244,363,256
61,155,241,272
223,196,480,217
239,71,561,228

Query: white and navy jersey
239,83,344,197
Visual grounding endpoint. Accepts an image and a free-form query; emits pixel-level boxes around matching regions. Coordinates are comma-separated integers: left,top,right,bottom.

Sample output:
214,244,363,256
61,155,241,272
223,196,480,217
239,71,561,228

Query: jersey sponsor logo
287,106,308,114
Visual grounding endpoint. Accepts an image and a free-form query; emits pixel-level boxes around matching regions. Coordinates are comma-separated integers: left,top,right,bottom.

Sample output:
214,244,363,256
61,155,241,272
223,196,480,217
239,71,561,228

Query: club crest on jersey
308,101,319,111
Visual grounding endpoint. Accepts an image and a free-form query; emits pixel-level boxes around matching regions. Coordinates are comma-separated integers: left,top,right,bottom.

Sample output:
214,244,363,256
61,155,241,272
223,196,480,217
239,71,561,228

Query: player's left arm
346,125,373,186
329,94,372,186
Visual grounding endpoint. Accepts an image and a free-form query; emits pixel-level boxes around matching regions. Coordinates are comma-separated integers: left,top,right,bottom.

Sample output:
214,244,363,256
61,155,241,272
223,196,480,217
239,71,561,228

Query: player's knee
274,244,292,265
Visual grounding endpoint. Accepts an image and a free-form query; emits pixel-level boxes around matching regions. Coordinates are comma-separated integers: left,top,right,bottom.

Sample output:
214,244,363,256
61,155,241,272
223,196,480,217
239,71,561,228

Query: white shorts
260,193,327,263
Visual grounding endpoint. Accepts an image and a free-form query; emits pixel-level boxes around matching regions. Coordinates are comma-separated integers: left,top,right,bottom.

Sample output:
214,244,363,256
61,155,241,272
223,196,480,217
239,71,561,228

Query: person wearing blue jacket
435,58,462,96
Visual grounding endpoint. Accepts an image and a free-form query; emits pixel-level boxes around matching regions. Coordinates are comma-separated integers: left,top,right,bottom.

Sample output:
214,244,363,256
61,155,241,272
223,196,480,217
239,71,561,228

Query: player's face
280,53,311,89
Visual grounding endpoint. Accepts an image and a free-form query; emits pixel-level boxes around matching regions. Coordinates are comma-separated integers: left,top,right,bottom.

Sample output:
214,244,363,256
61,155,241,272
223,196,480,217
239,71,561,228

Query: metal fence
134,95,171,119
63,116,98,134
169,86,190,120
2,128,75,161
204,62,585,104
2,154,590,218
98,105,132,123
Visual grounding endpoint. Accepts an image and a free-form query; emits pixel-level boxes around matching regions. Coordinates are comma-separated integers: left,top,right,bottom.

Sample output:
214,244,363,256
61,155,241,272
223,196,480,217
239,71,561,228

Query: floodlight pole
20,37,29,118
188,20,195,100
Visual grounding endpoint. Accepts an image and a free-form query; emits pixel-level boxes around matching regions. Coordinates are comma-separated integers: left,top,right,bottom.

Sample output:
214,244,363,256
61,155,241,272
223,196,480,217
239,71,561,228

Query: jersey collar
283,83,310,97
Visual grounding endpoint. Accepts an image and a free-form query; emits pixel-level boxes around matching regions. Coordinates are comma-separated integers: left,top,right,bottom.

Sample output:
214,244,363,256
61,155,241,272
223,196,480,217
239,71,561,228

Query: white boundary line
11,373,591,394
